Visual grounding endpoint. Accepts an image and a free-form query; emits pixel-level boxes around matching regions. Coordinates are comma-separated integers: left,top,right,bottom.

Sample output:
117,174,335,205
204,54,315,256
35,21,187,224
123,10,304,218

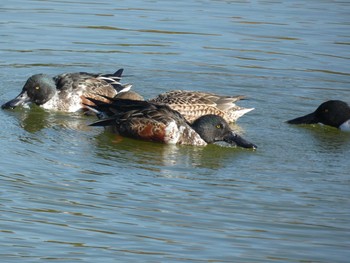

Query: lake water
1,0,349,262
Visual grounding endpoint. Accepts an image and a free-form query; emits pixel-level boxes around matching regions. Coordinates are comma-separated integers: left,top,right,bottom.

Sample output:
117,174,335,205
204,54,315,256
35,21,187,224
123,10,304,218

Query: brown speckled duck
115,90,254,124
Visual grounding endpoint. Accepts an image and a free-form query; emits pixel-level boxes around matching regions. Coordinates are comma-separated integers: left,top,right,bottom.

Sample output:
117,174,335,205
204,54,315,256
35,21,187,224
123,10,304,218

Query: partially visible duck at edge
115,90,254,124
287,100,350,131
87,98,257,149
1,68,131,112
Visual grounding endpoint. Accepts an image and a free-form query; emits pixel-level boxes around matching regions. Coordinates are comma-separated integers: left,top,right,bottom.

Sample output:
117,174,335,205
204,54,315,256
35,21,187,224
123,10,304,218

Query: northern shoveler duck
287,100,350,131
1,68,131,112
87,98,257,149
115,90,254,124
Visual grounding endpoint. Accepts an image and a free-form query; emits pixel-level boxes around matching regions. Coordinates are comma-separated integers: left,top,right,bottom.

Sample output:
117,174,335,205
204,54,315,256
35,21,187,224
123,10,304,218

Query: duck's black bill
1,91,30,109
287,112,317,125
224,132,257,149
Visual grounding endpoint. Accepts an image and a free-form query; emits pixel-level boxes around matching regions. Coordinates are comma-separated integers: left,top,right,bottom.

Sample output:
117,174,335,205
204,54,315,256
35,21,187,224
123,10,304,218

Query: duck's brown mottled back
149,90,254,123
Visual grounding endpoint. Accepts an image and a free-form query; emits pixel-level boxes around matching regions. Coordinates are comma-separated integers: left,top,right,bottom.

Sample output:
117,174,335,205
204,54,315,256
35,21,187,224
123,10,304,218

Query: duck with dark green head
1,69,131,112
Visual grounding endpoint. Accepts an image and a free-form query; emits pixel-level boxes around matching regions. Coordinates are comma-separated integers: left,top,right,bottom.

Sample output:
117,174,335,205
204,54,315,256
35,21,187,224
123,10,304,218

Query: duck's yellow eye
35,86,40,90
216,124,222,129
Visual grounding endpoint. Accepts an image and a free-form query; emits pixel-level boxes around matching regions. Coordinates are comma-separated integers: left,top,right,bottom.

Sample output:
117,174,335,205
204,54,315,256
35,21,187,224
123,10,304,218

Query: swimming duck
115,90,254,124
1,68,131,112
287,100,350,131
87,98,257,149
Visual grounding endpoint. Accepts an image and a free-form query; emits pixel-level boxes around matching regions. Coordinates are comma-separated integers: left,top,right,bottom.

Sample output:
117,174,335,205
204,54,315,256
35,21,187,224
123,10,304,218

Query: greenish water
1,0,349,262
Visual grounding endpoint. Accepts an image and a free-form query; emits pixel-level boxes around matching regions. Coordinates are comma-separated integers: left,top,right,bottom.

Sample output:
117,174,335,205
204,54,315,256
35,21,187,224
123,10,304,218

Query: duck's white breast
339,119,350,131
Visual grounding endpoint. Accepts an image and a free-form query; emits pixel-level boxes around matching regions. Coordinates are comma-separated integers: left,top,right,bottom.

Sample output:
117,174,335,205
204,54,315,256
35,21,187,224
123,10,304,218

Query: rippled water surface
1,1,350,262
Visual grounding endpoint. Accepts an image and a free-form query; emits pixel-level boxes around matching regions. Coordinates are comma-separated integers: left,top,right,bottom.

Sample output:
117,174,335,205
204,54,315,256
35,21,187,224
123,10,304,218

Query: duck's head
2,74,56,109
191,114,257,149
287,100,350,130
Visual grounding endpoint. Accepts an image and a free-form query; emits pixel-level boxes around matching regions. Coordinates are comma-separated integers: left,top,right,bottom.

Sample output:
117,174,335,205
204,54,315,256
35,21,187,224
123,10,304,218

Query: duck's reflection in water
6,107,94,133
92,122,254,177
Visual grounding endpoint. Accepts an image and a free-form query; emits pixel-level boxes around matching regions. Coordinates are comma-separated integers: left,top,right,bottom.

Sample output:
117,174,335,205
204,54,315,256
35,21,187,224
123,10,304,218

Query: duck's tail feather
113,68,124,78
98,68,133,93
229,107,255,122
99,68,124,80
113,83,132,93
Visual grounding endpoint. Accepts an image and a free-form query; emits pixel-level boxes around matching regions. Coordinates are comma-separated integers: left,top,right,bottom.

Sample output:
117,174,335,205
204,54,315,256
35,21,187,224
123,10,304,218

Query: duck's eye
216,124,223,129
324,108,329,113
35,86,40,90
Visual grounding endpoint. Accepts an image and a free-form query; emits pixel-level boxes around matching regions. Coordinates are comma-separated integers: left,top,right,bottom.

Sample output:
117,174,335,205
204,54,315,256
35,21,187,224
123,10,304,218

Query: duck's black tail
98,68,132,93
